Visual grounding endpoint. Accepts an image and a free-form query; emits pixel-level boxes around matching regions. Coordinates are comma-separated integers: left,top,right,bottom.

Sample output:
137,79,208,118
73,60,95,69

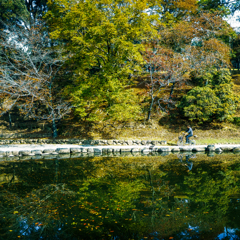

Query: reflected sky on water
1,153,240,239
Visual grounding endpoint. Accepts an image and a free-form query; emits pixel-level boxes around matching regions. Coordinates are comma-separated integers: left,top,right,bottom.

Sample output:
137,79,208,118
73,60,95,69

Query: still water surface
1,153,240,240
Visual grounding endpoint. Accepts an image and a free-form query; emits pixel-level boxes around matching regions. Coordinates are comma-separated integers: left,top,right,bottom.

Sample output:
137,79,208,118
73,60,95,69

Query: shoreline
1,143,240,161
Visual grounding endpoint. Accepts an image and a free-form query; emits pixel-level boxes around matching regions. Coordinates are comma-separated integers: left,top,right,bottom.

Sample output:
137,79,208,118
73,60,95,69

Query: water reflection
0,154,240,239
177,154,196,171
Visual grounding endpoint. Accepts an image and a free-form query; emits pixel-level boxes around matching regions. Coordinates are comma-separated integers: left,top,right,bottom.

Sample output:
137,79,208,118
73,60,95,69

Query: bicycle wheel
190,140,196,145
177,140,184,146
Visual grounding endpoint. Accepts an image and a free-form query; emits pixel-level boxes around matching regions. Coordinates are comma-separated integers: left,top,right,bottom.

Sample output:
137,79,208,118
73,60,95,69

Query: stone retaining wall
0,139,167,145
0,133,52,139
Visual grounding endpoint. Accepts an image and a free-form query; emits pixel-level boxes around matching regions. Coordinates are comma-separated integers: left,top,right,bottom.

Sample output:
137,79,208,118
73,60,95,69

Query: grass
1,72,240,145
192,138,240,145
58,117,240,146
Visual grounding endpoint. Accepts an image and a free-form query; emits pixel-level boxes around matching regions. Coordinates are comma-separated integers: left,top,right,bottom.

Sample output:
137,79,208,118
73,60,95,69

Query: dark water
1,153,240,240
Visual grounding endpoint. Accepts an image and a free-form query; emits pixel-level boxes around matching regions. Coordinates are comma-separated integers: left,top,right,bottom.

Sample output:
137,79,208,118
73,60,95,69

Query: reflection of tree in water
0,156,240,239
0,183,77,239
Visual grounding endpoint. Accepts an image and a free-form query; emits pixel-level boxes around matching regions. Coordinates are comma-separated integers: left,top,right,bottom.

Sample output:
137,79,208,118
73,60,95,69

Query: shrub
190,68,232,87
214,84,238,121
233,117,240,125
178,86,220,123
211,69,232,86
179,69,239,123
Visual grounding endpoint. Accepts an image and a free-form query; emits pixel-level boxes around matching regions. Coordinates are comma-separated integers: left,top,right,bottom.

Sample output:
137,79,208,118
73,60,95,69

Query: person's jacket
186,127,193,136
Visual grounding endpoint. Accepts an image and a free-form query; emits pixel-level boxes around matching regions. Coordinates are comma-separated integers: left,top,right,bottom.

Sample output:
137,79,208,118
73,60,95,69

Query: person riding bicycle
185,125,193,144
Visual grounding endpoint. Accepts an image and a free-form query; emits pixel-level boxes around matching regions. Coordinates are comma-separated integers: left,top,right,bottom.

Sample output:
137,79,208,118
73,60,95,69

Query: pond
0,153,240,240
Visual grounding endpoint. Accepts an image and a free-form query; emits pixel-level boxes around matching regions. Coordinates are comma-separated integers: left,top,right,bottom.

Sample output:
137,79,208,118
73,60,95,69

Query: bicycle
177,132,196,146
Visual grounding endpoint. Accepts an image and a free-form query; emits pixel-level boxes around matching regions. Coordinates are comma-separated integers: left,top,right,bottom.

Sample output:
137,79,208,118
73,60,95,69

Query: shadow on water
1,153,240,240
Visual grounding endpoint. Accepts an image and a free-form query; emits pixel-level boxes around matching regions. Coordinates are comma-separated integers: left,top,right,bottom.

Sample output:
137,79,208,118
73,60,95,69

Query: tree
232,34,240,71
24,0,48,20
0,22,72,138
198,0,240,15
159,0,197,23
0,0,29,28
179,86,222,123
45,0,164,122
143,43,191,120
0,0,48,30
179,69,239,123
142,11,233,120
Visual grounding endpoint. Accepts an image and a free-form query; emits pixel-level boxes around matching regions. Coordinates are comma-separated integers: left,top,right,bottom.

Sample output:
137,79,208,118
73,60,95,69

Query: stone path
0,143,240,161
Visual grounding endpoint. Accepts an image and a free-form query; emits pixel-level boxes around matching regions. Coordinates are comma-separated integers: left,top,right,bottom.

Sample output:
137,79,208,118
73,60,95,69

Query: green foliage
212,69,232,85
179,86,221,123
198,0,240,15
183,167,239,216
232,34,240,70
214,83,238,121
179,69,239,123
191,68,232,87
190,70,215,87
233,117,240,125
73,82,142,122
46,0,160,122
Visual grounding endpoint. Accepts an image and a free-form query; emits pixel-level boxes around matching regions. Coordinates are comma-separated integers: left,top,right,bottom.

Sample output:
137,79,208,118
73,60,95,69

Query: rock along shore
0,143,240,161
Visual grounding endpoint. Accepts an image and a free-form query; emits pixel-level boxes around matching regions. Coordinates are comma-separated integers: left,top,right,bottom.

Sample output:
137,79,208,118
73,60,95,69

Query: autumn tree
172,13,239,123
143,43,191,120
45,0,165,123
143,11,234,120
159,0,197,23
0,22,71,138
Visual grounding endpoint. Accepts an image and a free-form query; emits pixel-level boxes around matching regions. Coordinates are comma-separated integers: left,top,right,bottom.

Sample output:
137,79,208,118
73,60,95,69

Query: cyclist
185,125,193,144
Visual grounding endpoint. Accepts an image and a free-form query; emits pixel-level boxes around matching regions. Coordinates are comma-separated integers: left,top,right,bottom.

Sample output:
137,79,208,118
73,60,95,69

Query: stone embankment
0,141,240,161
0,139,167,145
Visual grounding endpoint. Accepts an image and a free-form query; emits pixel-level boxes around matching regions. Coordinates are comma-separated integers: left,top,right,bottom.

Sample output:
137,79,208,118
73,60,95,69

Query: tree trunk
147,99,154,121
52,118,58,139
169,82,175,99
147,69,154,121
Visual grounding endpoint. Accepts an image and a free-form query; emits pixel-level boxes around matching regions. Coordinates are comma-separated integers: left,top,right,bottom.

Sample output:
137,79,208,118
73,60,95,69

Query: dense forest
1,0,240,137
